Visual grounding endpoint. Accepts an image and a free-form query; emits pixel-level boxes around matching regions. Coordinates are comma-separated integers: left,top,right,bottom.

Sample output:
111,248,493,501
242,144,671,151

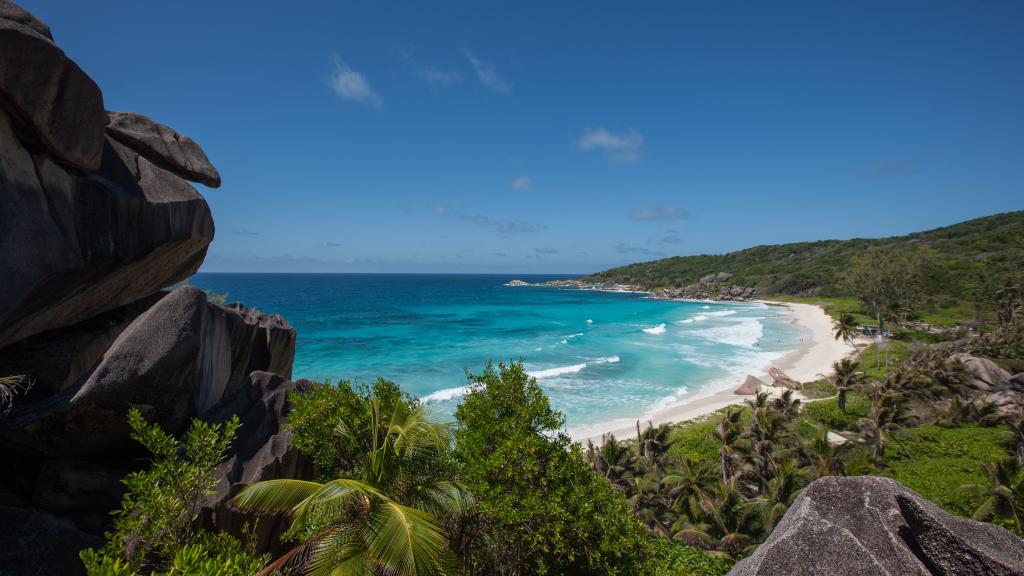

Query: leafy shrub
454,361,653,575
81,409,266,575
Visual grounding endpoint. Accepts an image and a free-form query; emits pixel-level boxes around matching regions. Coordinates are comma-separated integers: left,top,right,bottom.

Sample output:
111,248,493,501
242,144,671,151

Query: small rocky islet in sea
1,2,1022,575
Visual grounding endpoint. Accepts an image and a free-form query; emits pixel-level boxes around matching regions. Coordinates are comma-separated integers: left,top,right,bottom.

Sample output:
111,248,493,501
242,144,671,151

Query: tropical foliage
232,381,466,576
81,410,266,575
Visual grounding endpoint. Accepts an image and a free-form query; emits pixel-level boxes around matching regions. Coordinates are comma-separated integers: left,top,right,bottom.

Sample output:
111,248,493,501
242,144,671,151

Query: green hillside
584,211,1024,304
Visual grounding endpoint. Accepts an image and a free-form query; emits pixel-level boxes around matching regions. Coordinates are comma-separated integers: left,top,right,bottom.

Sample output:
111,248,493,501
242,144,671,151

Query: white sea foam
702,305,710,309
692,317,764,348
705,310,736,317
643,323,667,335
593,355,620,364
586,319,593,324
423,385,471,402
529,363,588,379
678,318,695,324
691,314,709,322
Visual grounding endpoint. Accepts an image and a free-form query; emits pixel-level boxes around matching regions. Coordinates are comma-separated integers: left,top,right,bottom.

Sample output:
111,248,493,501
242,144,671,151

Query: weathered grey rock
31,460,127,513
0,18,104,169
0,505,101,576
0,294,164,400
727,476,1024,576
700,273,717,285
729,286,745,297
0,108,214,349
106,111,221,188
1,286,295,458
734,374,765,395
0,0,52,39
716,272,733,282
952,353,1013,391
768,367,801,389
202,371,316,551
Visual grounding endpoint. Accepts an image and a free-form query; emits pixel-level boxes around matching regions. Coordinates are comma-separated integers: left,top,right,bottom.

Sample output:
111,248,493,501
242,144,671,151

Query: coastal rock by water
1,286,296,458
727,476,1024,576
768,367,801,389
106,111,222,188
734,374,766,395
0,107,214,349
0,4,311,571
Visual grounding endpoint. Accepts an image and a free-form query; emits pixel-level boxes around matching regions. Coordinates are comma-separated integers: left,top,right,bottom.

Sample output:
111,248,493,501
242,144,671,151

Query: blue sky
27,0,1024,273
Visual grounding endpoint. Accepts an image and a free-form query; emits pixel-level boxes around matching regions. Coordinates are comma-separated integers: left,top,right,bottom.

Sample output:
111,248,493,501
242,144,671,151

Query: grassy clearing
880,425,1012,516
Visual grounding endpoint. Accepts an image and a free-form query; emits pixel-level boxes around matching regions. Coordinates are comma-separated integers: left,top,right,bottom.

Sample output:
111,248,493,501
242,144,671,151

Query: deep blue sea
190,274,807,436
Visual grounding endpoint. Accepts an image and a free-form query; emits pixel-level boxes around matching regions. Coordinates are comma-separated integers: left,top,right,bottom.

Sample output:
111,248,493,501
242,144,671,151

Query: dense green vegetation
584,211,1024,319
81,278,1024,575
81,410,269,576
579,304,1024,561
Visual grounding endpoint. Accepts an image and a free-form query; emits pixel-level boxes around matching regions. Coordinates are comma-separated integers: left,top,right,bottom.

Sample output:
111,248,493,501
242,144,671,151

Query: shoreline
571,301,856,444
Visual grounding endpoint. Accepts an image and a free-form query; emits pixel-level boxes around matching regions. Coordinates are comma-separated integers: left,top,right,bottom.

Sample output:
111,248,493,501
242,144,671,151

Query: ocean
190,273,807,436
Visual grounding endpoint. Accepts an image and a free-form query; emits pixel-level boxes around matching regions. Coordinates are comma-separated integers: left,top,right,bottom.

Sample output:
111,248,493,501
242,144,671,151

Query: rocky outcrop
0,0,52,39
0,108,215,349
728,476,1024,576
1,286,295,458
734,374,766,395
952,353,1013,391
106,111,222,188
768,367,801,389
201,371,316,551
0,4,311,572
0,17,104,169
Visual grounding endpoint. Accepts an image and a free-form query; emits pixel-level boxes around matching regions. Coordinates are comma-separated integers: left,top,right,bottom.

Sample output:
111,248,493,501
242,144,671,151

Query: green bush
646,538,733,576
801,395,868,431
454,361,652,575
880,425,1013,517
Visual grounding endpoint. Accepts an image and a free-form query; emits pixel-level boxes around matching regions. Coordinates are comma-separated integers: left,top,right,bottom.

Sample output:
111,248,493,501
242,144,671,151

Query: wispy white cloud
464,50,511,93
577,127,644,163
630,204,689,222
511,174,534,191
328,55,382,107
418,67,462,87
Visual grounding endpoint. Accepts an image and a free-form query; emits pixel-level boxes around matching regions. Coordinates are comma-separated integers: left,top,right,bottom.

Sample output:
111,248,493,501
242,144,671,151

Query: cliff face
0,3,312,573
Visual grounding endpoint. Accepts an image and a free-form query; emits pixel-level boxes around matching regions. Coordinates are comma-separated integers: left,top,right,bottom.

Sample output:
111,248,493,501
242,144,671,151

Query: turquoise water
190,274,807,435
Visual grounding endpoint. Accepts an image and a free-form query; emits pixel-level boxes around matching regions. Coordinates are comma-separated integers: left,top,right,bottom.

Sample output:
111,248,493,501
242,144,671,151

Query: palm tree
711,408,744,483
586,434,636,488
770,389,802,420
830,358,863,412
672,478,761,558
963,459,1024,535
232,397,466,576
857,381,911,462
833,313,859,347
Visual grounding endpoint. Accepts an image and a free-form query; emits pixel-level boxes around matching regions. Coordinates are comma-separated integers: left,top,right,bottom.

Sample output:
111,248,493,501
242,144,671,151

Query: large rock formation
727,476,1024,576
0,4,312,573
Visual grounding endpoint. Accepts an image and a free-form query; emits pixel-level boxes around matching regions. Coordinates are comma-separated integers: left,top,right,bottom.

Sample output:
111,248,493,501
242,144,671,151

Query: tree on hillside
844,246,937,334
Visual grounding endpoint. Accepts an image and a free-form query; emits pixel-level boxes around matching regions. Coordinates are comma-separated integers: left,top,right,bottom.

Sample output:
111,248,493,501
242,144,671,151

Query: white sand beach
576,301,856,444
